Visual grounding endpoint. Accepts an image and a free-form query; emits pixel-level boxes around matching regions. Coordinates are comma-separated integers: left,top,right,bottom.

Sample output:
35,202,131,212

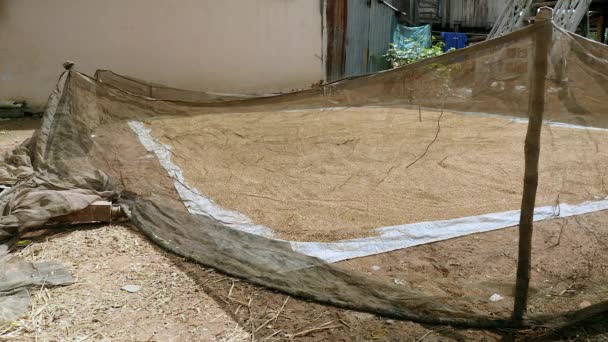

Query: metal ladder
552,0,593,32
487,0,593,40
487,0,535,40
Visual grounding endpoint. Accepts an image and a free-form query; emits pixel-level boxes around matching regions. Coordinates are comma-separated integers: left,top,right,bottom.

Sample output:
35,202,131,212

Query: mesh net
1,21,607,326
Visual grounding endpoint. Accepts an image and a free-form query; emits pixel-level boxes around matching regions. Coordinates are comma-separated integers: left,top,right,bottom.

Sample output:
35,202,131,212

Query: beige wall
0,0,325,110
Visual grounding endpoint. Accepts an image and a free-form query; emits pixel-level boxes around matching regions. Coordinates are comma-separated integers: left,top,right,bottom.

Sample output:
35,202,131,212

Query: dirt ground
0,117,39,153
151,107,608,242
7,225,249,341
2,116,608,341
1,118,246,341
167,208,608,341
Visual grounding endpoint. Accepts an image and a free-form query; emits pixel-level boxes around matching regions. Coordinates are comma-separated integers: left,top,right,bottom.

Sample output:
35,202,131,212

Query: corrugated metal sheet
368,1,396,72
344,0,396,78
445,0,506,29
345,0,371,77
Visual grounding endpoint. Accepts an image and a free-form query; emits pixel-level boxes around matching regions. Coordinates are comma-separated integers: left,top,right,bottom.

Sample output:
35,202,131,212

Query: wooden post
512,6,553,324
50,201,126,224
598,15,605,44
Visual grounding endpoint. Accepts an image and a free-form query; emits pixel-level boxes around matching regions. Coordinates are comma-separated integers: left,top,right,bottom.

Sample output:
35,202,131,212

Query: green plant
384,39,453,68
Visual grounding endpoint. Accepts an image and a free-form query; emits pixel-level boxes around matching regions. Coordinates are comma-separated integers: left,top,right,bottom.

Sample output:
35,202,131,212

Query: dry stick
550,219,567,248
338,319,351,329
512,8,553,323
209,276,228,285
248,297,256,342
288,321,340,339
250,318,255,342
416,330,434,342
225,296,250,307
254,296,290,333
263,329,282,341
228,280,236,297
406,108,444,169
415,330,434,342
415,327,448,342
173,298,206,316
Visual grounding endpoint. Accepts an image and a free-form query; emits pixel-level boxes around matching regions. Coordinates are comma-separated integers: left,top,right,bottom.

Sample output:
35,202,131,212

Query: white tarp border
127,121,273,237
128,117,608,263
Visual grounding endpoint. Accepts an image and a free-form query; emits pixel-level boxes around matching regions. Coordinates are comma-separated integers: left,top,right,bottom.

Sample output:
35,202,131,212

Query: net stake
512,6,553,323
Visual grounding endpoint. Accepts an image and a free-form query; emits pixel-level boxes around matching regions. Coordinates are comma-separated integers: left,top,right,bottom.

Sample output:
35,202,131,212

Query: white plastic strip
292,199,608,262
128,121,273,236
452,109,608,132
128,120,608,263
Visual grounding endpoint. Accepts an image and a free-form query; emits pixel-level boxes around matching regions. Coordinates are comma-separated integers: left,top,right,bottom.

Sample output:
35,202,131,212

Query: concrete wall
0,0,324,110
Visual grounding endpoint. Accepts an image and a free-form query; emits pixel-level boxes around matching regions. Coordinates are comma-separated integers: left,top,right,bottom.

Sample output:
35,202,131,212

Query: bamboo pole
512,7,553,323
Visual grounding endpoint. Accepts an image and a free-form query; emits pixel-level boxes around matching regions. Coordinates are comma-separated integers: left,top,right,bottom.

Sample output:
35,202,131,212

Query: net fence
1,19,607,327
